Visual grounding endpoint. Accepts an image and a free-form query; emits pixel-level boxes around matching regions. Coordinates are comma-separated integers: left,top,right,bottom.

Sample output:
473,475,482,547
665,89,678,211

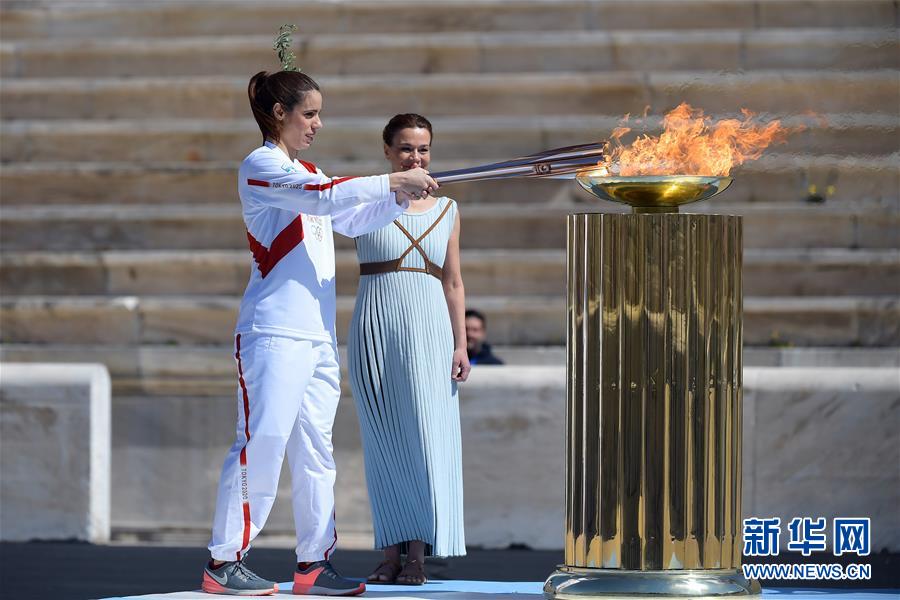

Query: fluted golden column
544,207,760,597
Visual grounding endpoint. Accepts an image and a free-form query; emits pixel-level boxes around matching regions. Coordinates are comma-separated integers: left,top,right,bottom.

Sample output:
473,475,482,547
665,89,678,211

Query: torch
430,142,607,184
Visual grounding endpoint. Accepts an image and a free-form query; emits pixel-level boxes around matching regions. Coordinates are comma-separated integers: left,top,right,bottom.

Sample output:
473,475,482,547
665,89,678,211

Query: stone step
1,203,896,251
3,29,896,78
1,344,897,395
3,71,898,120
1,154,896,208
1,294,896,347
3,249,898,298
3,1,896,40
4,114,898,163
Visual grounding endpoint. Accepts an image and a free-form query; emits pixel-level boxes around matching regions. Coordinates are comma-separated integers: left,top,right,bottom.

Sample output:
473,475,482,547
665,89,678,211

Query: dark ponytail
248,70,320,142
382,113,434,147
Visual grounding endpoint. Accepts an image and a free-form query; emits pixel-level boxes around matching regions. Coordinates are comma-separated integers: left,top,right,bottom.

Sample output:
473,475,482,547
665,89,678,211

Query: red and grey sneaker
293,560,365,596
201,560,278,596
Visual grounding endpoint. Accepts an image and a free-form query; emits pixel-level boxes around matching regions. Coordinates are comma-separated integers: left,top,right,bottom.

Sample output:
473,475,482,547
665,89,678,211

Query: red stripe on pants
324,511,338,560
235,334,252,560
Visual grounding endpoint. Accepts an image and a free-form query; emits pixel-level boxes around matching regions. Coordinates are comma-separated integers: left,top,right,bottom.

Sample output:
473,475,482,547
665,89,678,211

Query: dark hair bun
383,113,434,146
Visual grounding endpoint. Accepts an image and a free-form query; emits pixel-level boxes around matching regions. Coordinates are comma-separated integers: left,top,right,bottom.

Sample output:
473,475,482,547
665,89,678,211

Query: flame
600,103,798,177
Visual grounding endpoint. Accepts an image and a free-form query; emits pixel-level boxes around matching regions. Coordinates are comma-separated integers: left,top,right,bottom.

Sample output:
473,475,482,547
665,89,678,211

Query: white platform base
102,580,895,599
107,580,538,599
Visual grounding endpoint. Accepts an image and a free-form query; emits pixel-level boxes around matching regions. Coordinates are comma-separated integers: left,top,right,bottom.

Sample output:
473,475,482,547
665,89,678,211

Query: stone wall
105,366,899,552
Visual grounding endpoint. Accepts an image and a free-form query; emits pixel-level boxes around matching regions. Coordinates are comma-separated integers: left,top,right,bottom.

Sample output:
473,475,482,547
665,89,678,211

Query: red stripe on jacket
297,159,317,174
303,176,357,191
246,214,305,278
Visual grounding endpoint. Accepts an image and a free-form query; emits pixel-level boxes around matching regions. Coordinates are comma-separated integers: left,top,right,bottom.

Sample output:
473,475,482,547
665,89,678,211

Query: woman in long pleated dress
348,113,471,585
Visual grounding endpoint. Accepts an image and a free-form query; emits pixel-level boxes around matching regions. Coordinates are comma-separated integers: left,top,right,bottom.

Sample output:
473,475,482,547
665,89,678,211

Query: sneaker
201,560,278,596
293,560,365,596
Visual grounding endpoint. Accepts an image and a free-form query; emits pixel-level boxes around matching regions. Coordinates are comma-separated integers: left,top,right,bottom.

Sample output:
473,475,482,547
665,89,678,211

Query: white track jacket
235,141,406,343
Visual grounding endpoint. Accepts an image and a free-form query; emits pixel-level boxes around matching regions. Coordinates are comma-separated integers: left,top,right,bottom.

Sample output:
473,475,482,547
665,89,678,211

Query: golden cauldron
544,174,759,598
575,172,733,212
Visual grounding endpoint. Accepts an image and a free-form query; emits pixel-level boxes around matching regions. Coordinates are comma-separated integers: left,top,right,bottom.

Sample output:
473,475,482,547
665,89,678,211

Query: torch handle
431,142,606,185
433,164,550,184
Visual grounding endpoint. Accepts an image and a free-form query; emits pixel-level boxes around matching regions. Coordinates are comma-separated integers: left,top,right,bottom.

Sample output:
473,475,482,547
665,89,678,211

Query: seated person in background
465,309,504,365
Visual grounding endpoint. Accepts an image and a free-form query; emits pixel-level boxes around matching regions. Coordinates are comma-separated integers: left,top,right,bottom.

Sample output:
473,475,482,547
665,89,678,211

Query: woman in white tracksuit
202,70,438,597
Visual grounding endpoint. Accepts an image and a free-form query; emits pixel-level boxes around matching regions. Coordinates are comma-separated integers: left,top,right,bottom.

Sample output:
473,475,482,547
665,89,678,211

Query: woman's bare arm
442,210,470,382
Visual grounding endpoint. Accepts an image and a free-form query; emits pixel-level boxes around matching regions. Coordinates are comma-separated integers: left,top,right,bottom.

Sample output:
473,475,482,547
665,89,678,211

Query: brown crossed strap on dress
359,200,454,281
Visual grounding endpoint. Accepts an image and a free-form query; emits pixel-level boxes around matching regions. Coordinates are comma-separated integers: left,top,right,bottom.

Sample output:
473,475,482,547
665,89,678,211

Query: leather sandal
367,560,402,584
396,559,427,585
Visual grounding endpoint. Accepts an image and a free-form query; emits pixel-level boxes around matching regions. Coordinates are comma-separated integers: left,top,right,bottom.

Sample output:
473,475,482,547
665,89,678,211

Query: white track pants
208,333,341,562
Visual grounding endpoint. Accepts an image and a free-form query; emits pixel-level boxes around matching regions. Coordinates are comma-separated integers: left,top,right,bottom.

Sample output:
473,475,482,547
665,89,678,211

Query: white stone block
743,368,900,552
0,363,111,542
459,366,566,550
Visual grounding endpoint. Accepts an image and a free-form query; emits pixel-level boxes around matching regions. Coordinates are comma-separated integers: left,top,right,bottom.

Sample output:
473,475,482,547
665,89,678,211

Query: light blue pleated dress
348,196,465,557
